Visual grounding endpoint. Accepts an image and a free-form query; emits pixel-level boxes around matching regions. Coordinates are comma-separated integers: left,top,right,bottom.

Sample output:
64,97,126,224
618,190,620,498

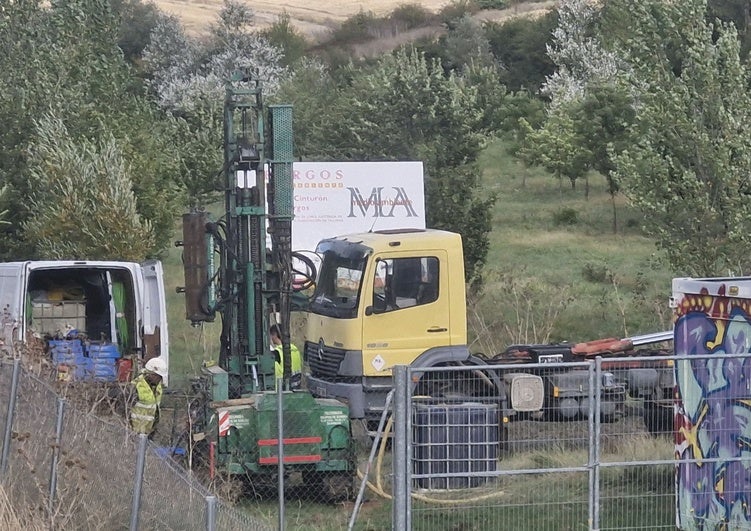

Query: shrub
477,0,507,8
330,11,381,44
552,207,578,226
439,0,481,29
582,261,611,284
390,3,437,29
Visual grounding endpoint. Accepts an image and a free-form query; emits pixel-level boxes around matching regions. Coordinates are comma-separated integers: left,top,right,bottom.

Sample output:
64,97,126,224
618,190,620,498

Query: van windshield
310,241,370,319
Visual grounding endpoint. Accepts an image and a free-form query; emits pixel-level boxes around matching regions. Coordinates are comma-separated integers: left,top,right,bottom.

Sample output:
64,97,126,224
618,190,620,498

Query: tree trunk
585,175,590,201
611,191,618,234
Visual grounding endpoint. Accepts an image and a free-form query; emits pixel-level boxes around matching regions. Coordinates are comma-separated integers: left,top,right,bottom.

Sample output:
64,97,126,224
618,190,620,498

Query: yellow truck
303,228,673,432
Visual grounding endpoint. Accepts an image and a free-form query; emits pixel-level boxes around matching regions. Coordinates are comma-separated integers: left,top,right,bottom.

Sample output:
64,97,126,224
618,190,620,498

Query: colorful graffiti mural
674,285,751,530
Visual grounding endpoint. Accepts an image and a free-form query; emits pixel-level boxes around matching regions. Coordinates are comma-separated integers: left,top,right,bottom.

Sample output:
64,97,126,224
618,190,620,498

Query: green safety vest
130,373,163,434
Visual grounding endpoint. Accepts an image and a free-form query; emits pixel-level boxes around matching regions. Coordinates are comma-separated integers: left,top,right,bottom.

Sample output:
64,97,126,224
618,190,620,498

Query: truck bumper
306,375,391,420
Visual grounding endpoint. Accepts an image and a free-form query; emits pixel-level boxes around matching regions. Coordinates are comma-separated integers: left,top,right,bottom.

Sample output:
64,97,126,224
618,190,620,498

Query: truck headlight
602,372,615,389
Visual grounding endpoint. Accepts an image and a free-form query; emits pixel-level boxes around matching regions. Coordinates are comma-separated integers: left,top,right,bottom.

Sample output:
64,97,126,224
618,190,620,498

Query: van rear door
0,262,28,345
140,260,170,385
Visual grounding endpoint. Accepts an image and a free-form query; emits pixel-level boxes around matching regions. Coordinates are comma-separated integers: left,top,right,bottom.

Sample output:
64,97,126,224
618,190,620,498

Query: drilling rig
178,72,353,498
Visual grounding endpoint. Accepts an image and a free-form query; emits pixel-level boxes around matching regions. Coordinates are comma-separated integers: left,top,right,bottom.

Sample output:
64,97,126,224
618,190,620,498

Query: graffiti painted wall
673,282,751,530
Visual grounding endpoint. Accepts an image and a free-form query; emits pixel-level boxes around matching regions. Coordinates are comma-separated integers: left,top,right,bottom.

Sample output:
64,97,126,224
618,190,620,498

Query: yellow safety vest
274,343,303,381
130,373,163,434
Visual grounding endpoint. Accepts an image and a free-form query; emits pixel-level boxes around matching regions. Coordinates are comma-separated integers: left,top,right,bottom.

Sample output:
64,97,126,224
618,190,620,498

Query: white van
0,260,169,385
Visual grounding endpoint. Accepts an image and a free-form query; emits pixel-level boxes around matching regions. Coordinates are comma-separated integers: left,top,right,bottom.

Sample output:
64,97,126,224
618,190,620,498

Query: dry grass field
153,0,555,38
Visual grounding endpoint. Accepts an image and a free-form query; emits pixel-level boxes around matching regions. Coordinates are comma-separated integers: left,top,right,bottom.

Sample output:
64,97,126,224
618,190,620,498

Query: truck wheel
643,400,673,437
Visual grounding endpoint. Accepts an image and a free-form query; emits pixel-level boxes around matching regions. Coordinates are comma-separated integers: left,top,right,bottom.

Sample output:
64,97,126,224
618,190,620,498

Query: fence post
587,362,595,530
277,378,285,531
0,358,21,481
392,365,409,531
593,356,603,531
48,397,66,518
205,495,217,531
130,433,148,531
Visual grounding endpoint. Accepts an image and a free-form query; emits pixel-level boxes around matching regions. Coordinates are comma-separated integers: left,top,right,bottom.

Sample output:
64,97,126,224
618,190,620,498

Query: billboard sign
291,161,426,252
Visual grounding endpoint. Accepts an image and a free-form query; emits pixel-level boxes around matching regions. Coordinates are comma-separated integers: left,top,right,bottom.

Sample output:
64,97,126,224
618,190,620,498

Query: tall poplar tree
607,0,751,275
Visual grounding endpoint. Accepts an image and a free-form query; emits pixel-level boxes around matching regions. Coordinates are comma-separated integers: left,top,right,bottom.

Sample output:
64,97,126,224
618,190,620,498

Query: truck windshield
311,241,370,319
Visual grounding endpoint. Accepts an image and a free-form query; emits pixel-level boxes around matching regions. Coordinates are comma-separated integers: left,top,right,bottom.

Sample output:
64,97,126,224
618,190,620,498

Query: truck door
361,251,450,376
140,260,170,385
0,262,27,345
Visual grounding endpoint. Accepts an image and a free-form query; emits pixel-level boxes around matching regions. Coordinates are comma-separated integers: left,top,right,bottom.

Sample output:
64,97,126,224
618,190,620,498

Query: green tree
485,11,558,92
111,0,163,62
519,109,591,193
609,0,751,275
0,0,188,258
569,84,636,229
278,50,497,281
260,12,308,67
442,15,496,72
274,59,339,158
23,116,155,261
520,0,631,231
708,0,751,57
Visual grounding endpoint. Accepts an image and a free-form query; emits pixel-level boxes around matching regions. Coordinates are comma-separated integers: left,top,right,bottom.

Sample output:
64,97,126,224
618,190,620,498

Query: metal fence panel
5,369,58,517
45,386,136,529
598,463,674,530
384,358,702,531
7,349,749,530
139,445,210,530
0,361,12,447
0,362,274,531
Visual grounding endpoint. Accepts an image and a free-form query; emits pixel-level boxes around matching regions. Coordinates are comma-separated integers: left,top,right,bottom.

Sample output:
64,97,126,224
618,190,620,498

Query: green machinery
178,72,353,497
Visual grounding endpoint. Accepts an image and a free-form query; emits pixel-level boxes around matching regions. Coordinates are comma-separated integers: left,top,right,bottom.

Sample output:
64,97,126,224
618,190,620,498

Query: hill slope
154,0,556,38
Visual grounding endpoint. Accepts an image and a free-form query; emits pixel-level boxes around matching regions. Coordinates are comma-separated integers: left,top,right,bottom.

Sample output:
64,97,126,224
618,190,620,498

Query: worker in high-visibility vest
130,357,166,437
270,324,302,389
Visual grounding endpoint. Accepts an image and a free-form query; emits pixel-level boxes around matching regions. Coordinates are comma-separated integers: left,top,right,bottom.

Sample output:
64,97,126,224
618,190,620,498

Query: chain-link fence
8,349,748,531
0,359,272,530
369,353,751,531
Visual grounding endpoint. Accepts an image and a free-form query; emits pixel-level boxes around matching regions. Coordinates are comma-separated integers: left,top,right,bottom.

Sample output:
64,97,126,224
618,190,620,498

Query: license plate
539,354,563,364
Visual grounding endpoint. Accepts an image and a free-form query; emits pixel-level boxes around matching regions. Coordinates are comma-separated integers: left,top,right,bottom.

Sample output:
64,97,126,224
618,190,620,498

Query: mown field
153,0,556,37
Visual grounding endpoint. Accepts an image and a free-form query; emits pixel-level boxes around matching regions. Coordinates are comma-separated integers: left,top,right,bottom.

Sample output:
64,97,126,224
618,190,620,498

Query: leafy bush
330,11,381,44
582,262,611,284
260,12,309,66
439,0,481,29
477,0,507,8
552,207,578,226
390,3,437,29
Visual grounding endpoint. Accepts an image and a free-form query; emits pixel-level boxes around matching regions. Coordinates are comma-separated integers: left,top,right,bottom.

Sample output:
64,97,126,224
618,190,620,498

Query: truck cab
304,228,470,419
0,260,170,384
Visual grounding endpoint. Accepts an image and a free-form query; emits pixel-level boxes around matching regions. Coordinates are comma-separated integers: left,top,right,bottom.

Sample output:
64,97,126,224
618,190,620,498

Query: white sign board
291,161,426,252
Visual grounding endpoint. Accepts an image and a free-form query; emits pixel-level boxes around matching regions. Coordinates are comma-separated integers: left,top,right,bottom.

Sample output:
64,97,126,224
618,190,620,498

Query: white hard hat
144,357,168,379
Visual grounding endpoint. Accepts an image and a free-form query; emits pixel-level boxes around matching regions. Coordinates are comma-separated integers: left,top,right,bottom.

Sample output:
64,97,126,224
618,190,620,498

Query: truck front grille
305,341,346,378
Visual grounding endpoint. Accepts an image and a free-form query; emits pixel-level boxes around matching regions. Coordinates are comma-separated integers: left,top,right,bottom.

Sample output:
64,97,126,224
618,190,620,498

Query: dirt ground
153,0,556,38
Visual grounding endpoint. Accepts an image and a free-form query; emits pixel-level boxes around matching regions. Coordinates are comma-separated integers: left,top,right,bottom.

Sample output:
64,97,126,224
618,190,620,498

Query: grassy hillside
475,139,673,352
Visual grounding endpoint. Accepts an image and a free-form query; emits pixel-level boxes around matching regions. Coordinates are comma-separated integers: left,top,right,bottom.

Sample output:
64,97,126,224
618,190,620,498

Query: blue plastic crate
87,357,117,382
87,342,121,359
49,339,84,364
